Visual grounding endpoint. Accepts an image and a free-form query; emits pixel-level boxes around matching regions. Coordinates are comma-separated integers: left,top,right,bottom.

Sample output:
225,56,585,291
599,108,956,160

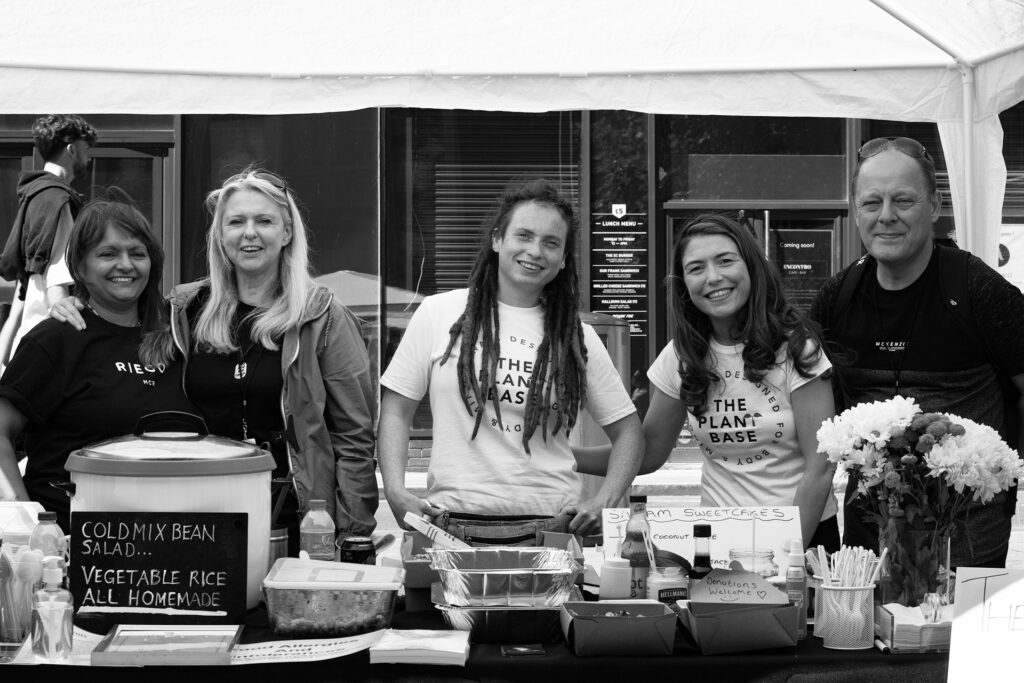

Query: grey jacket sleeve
320,303,379,535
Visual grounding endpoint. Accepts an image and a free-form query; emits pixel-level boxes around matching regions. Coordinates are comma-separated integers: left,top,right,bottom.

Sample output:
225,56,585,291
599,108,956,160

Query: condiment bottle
599,556,632,600
688,523,713,586
618,502,651,598
299,500,336,561
786,539,808,639
31,556,72,662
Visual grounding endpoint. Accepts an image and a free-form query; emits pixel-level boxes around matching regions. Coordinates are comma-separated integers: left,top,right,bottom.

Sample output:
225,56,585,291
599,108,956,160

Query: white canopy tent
2,0,1024,264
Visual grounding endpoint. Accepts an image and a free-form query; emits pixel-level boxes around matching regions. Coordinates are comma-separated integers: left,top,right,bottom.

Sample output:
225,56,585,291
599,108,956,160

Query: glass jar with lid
727,548,779,578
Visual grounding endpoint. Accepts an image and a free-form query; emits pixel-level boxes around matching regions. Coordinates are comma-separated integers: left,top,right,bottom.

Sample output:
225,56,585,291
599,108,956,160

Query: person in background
50,167,378,553
0,199,193,530
577,214,839,550
809,136,1024,567
378,178,642,544
0,115,97,368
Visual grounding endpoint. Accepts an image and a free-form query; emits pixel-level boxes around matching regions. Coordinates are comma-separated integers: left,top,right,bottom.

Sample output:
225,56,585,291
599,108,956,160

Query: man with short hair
0,114,97,363
810,136,1024,568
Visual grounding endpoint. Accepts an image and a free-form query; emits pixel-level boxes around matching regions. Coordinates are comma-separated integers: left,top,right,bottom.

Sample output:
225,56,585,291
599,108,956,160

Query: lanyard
870,269,928,397
235,338,262,442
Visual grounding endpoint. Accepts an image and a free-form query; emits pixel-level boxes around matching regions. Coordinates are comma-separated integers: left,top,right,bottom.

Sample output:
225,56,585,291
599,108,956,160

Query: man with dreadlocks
379,178,642,544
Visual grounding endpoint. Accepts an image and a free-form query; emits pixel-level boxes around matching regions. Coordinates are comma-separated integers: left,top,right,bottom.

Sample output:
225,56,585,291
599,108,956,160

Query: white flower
817,396,919,472
923,415,1024,504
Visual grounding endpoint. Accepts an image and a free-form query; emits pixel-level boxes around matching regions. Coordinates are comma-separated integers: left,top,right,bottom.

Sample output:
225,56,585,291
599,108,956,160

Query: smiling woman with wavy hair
577,212,840,551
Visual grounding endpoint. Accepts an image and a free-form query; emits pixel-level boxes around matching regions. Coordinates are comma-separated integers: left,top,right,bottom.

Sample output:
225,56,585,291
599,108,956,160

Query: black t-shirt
0,310,195,531
183,298,298,549
183,300,286,473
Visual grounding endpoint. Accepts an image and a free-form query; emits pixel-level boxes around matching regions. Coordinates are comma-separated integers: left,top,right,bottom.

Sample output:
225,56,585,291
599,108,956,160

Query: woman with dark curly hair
378,178,641,543
579,214,838,549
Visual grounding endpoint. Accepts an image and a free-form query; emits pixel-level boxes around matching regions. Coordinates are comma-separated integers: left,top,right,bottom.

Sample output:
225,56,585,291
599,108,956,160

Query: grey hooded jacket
169,280,378,535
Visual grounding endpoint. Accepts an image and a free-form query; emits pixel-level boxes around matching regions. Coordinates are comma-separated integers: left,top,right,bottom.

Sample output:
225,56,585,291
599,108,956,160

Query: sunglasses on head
857,137,934,163
229,169,291,194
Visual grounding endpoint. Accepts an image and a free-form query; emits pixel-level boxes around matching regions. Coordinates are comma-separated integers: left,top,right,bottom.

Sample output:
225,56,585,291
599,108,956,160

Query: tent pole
962,65,975,254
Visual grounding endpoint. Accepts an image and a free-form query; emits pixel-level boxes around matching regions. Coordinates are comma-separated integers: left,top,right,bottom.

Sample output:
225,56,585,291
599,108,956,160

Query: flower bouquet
816,396,1024,607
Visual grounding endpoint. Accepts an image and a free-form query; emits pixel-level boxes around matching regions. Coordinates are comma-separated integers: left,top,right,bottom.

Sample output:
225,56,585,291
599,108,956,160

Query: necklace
234,313,263,442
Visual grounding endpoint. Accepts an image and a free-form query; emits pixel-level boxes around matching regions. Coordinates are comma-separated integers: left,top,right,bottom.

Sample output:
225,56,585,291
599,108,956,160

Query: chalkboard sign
71,511,247,624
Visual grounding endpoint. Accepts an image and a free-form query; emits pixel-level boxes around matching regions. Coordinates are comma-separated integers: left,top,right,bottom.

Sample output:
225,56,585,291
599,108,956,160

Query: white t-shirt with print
382,289,636,516
647,338,837,520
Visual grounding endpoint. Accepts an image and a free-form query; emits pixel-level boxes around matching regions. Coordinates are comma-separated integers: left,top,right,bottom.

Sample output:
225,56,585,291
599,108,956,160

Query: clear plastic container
262,558,402,637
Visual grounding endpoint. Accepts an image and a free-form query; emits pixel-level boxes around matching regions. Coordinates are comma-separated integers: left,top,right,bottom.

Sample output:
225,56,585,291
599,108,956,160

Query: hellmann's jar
647,566,689,603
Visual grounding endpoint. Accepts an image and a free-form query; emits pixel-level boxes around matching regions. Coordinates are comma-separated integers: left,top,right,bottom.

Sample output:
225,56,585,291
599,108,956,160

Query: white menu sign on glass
948,567,1024,682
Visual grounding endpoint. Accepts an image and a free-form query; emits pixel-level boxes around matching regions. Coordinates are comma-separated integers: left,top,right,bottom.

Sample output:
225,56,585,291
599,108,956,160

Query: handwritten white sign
949,567,1024,682
601,506,801,577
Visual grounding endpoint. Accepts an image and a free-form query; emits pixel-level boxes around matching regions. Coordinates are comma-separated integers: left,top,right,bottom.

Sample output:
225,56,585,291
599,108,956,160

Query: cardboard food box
680,568,798,655
559,600,677,656
401,532,441,589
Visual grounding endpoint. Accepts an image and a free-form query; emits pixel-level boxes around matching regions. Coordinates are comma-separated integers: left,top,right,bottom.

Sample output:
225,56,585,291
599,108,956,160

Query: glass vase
878,524,951,608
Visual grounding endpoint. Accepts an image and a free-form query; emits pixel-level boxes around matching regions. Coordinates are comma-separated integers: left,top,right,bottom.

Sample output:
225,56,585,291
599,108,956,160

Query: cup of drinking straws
805,545,886,649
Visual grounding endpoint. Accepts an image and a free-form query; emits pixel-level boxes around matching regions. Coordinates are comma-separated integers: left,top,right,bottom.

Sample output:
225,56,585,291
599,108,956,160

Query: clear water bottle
29,512,66,589
29,512,66,560
299,500,336,561
31,557,72,662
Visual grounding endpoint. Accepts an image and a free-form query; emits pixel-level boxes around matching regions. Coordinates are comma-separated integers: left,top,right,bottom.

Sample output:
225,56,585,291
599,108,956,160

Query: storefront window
180,111,379,287
658,116,846,202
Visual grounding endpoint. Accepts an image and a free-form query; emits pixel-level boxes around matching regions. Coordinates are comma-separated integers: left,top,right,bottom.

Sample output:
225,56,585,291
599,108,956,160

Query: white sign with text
601,506,801,578
949,568,1024,682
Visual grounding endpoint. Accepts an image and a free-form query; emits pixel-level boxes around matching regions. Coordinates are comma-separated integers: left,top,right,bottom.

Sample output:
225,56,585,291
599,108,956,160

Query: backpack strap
934,243,974,336
829,254,871,328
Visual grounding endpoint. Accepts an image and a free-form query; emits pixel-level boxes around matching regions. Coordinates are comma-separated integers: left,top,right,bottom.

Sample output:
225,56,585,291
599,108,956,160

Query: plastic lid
42,567,64,585
263,557,403,590
694,524,711,538
308,499,327,509
37,511,57,522
603,557,631,569
66,431,274,477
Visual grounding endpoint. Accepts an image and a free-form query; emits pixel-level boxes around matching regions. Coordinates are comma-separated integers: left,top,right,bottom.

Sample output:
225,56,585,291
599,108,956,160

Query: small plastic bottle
299,500,336,561
29,512,66,561
599,556,632,600
785,539,808,639
31,557,72,662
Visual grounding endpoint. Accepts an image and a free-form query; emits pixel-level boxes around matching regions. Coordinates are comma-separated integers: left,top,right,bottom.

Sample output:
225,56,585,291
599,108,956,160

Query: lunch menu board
590,206,648,337
71,511,247,624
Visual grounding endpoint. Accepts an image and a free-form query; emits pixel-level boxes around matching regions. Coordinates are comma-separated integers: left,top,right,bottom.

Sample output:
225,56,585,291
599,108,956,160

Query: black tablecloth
24,598,948,683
